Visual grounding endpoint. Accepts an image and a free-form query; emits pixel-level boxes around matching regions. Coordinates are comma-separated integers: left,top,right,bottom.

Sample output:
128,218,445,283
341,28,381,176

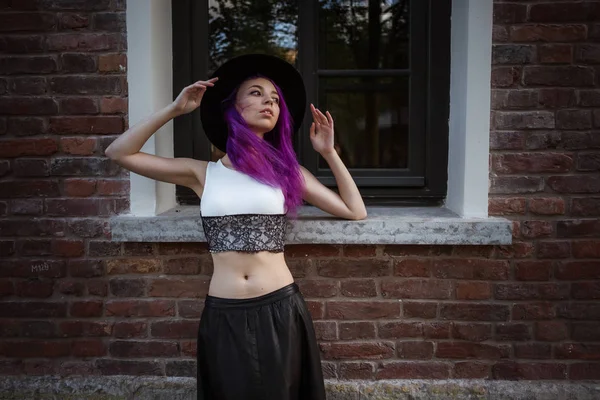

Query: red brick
149,278,209,298
521,220,553,239
297,279,338,298
52,239,85,257
105,300,175,317
96,359,161,376
47,33,119,52
393,259,431,277
495,283,569,300
539,44,572,64
570,363,600,380
452,323,492,342
0,259,66,278
93,12,125,31
489,131,524,150
340,279,377,297
338,362,374,380
556,344,600,360
455,281,491,301
494,153,572,174
529,197,566,215
0,97,57,114
453,362,490,379
50,76,122,95
557,109,593,130
45,198,99,216
59,53,96,73
0,56,57,75
491,66,521,88
16,239,52,256
381,279,452,299
548,176,600,194
557,261,600,280
0,12,56,31
43,0,111,11
110,340,178,357
514,343,552,359
100,96,127,114
9,77,47,95
493,3,526,24
339,322,375,340
57,280,85,296
326,301,400,320
70,301,103,317
98,53,126,72
7,117,47,136
496,323,531,341
59,97,98,115
513,302,556,320
535,321,568,341
0,35,45,53
49,116,123,134
63,179,96,197
68,260,104,278
523,66,594,87
572,241,600,258
113,321,147,339
529,2,600,23
58,12,90,29
110,278,145,297
515,261,553,281
510,24,587,42
313,321,337,341
557,302,600,320
376,362,449,379
557,219,600,238
0,340,69,358
572,322,600,341
15,280,54,298
504,90,538,109
71,339,106,357
88,241,120,257
496,242,536,259
403,301,437,319
437,342,510,359
284,244,340,258
320,342,394,360
0,302,66,318
341,245,376,257
316,259,390,278
579,46,600,65
538,88,576,108
492,362,567,380
59,137,97,155
432,259,509,280
0,138,58,158
572,282,600,300
87,280,108,297
151,321,198,339
396,341,433,359
440,303,509,321
493,25,508,43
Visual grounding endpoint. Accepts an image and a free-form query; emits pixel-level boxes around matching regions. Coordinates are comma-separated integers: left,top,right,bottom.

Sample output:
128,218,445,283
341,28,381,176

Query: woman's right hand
170,78,218,116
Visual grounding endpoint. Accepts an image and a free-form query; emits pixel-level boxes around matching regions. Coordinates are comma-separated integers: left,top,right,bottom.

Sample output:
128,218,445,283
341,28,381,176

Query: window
172,0,451,206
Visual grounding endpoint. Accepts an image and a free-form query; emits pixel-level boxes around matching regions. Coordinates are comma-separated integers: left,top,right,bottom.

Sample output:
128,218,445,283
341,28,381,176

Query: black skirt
196,282,326,400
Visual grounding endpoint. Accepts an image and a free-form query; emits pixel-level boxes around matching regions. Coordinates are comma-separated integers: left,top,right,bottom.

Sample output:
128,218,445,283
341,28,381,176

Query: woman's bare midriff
207,251,294,299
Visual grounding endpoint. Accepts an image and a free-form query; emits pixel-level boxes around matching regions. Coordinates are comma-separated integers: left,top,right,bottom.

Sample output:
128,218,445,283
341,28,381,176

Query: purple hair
221,76,305,218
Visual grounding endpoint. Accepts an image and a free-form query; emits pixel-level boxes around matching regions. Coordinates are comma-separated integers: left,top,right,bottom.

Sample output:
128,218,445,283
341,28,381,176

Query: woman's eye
273,98,280,104
251,90,261,96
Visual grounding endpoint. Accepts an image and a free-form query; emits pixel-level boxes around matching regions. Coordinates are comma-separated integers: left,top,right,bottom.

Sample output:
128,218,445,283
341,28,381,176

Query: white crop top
200,159,288,253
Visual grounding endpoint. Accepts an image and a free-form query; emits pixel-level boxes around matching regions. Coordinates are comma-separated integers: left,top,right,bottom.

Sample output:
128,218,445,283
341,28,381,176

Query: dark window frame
172,0,451,206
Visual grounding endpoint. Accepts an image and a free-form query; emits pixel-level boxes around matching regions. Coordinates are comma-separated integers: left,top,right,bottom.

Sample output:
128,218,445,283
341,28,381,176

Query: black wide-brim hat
200,53,306,153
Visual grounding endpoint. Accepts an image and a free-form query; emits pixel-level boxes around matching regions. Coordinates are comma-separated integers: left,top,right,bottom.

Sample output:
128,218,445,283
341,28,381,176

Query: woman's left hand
309,103,335,156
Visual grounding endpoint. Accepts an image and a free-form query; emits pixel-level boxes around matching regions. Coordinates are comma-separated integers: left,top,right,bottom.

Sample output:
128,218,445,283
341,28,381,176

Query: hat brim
199,54,307,153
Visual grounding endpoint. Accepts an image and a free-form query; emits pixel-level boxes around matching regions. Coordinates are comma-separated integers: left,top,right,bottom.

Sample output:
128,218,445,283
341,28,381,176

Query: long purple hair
222,76,305,218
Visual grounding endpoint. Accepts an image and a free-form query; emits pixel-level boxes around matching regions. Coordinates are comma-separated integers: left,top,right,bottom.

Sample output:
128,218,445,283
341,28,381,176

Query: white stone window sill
109,206,512,245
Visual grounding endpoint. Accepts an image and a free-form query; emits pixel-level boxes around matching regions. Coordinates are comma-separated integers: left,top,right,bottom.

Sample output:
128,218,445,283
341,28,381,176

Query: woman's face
235,77,280,135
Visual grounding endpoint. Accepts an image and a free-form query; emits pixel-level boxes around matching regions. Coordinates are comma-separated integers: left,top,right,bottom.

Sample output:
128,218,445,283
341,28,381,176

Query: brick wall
0,0,599,381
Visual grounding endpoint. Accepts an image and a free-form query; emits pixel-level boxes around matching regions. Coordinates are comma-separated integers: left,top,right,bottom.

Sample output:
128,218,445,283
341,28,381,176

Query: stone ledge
109,206,512,245
1,376,599,399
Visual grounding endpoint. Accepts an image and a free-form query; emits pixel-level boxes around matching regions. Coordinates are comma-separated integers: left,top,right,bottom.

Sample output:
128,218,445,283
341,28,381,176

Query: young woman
105,54,367,400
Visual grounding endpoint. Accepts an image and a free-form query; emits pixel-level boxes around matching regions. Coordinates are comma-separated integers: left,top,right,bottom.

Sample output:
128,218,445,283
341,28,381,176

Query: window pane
319,0,410,70
318,76,409,169
208,0,299,73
